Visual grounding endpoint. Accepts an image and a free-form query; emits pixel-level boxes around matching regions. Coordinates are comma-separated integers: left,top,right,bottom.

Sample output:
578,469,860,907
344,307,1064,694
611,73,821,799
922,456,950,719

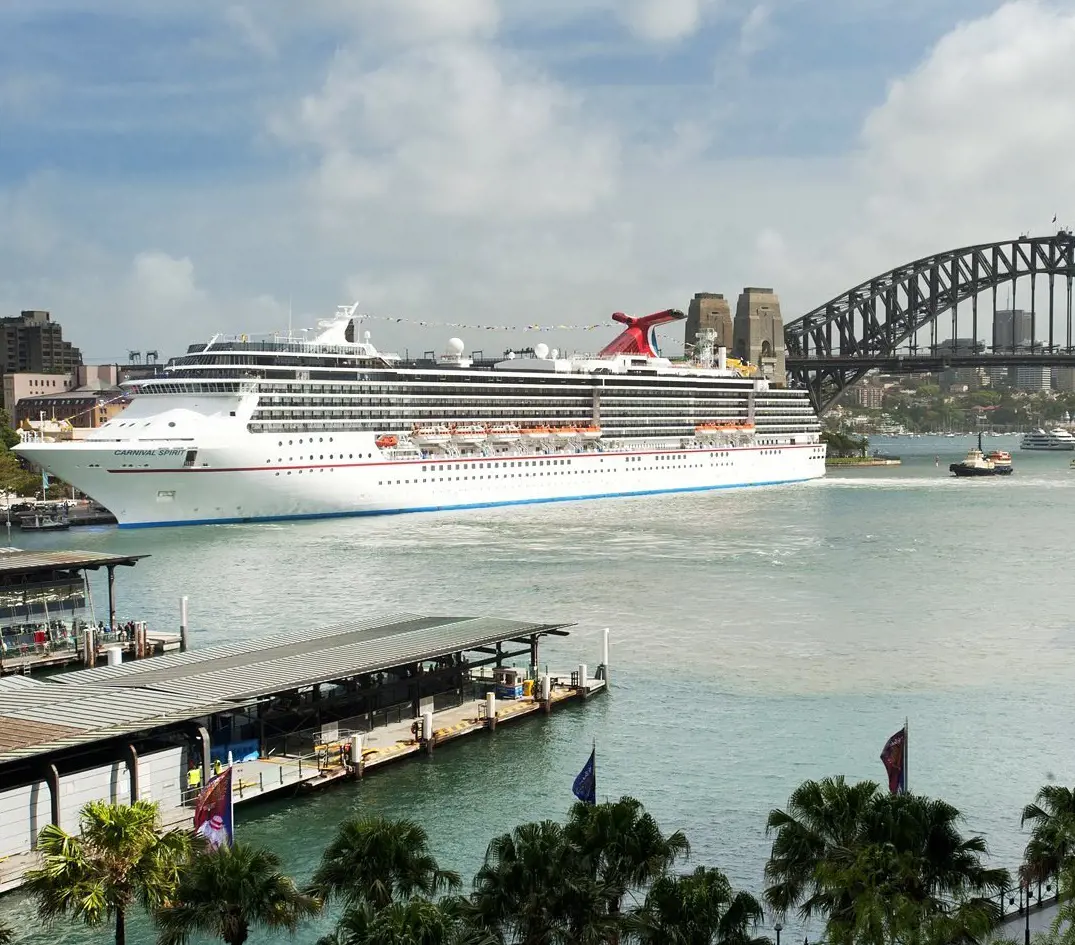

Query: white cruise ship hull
17,433,826,528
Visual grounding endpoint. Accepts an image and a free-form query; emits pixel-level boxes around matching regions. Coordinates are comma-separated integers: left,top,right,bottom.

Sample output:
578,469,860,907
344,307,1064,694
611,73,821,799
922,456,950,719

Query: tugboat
949,434,1013,477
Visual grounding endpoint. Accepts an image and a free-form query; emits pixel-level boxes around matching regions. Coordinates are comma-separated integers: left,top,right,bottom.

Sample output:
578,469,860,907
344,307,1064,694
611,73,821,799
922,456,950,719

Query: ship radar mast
695,329,717,369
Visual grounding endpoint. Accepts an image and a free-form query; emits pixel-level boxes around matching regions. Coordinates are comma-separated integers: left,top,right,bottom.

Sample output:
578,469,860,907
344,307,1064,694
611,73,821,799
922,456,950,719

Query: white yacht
1019,428,1075,451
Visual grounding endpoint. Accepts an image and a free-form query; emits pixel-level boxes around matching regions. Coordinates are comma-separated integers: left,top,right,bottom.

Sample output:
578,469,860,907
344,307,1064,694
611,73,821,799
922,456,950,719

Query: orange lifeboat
376,434,398,449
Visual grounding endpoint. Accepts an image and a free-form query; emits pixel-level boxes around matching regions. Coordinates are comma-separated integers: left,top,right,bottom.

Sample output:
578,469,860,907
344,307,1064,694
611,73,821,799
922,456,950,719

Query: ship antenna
288,294,293,340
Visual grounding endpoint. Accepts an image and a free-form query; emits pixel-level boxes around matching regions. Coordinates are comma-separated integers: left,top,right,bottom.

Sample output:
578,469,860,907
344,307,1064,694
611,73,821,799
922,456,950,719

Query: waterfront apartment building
850,384,885,409
0,310,82,374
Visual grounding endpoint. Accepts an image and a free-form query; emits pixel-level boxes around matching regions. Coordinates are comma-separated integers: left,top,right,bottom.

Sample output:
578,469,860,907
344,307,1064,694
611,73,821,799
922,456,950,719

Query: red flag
193,767,234,848
880,726,907,794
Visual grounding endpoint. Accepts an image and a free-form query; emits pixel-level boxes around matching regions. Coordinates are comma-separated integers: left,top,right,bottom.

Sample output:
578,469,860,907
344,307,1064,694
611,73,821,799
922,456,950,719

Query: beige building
3,372,73,420
14,379,128,429
850,385,885,409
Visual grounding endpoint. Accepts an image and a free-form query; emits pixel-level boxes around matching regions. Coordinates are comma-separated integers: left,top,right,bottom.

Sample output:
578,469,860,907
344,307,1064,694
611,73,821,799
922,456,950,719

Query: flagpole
904,716,909,794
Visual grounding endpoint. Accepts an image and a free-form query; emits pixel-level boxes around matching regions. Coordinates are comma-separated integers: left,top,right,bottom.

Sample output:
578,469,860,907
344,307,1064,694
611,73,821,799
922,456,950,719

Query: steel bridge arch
784,232,1075,413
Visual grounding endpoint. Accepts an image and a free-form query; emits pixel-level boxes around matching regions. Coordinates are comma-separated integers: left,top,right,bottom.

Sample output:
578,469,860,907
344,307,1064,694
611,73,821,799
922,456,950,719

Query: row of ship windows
153,377,809,401
249,403,815,414
248,423,819,436
263,448,812,473
162,371,796,392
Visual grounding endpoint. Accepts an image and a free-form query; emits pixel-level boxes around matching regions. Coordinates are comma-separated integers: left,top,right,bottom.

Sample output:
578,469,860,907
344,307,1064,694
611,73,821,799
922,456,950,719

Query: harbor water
3,433,1074,942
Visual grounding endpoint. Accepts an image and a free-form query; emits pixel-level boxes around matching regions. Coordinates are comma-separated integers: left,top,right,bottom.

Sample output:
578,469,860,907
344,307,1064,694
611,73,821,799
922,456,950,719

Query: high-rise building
0,310,82,374
932,338,983,387
993,309,1033,351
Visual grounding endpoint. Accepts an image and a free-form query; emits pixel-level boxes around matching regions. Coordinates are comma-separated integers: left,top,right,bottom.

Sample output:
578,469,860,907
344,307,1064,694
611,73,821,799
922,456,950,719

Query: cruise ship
14,306,826,528
1019,428,1075,451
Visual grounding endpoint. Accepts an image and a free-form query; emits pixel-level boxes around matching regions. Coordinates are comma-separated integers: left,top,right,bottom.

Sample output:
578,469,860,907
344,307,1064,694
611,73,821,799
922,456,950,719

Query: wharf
0,613,607,894
0,630,182,676
0,549,159,676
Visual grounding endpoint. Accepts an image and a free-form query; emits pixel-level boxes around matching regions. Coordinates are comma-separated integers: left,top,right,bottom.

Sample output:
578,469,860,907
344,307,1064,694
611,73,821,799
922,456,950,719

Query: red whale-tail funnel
597,309,685,358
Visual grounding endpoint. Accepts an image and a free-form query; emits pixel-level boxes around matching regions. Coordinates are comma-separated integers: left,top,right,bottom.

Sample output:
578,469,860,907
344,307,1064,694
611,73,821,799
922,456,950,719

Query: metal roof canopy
0,550,147,582
0,612,573,765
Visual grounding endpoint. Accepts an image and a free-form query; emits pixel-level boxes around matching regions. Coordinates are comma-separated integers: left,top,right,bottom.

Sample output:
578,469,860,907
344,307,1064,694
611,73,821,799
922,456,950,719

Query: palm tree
22,799,191,945
1021,785,1075,884
764,775,881,923
625,866,768,945
566,797,690,926
154,841,320,945
765,779,1008,945
469,818,613,945
319,897,497,945
307,816,461,909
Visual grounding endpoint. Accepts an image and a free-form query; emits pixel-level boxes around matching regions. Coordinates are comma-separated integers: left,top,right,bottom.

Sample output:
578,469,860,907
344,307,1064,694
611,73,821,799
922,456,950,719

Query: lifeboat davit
411,425,452,448
452,424,488,446
578,424,602,441
488,424,521,444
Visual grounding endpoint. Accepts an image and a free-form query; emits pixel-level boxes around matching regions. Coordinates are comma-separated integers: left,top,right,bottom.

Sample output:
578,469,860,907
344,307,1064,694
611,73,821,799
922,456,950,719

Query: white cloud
622,0,711,41
308,0,499,42
4,0,1075,364
282,41,618,221
831,0,1075,291
738,3,772,57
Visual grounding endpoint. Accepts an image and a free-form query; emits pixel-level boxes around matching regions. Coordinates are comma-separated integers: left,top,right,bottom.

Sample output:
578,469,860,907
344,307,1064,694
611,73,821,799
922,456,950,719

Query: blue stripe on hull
117,476,819,529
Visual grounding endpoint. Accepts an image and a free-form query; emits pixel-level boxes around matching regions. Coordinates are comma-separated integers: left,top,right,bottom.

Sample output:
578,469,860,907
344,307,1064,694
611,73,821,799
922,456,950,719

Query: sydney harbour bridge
783,231,1075,413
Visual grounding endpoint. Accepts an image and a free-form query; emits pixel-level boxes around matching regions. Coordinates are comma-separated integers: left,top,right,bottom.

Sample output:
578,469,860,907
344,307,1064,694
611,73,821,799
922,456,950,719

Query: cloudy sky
1,0,1072,362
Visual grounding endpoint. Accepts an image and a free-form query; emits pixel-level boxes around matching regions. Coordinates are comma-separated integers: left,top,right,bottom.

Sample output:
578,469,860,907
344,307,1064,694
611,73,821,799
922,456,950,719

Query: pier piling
179,596,189,652
601,627,610,685
485,692,497,730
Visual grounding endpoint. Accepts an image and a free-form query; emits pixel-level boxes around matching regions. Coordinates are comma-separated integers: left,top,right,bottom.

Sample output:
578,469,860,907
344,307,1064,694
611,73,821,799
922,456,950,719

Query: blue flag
572,747,596,805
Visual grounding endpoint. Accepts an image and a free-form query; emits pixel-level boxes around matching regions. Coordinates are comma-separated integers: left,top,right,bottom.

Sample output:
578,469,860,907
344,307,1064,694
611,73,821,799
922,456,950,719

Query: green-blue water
4,433,1074,942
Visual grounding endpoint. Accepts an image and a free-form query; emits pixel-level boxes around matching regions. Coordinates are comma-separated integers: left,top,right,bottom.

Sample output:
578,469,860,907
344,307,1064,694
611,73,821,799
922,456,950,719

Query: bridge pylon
734,287,787,386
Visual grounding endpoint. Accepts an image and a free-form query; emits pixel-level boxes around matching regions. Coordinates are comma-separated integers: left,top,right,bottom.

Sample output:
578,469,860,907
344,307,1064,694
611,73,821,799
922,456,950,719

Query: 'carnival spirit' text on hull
15,306,826,527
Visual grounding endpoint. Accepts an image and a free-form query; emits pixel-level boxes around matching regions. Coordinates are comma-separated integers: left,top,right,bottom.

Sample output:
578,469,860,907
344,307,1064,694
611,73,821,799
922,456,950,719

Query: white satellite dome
551,348,559,359
446,337,465,355
507,351,516,359
534,343,550,359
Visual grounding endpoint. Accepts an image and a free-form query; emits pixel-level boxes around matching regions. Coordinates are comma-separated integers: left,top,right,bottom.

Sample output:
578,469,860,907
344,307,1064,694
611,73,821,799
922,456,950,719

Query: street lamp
775,923,782,945
1024,883,1034,945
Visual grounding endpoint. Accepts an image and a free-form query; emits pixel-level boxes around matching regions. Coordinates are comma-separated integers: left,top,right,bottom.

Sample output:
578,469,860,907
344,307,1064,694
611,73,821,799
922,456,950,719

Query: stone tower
733,287,786,386
684,293,733,353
